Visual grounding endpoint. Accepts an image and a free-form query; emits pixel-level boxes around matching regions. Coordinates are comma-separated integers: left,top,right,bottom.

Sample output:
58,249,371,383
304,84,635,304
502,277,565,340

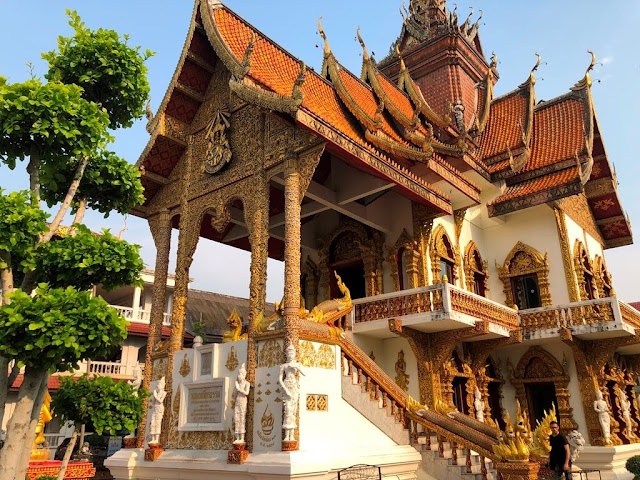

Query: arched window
594,256,615,298
388,229,421,292
498,242,551,309
574,242,596,301
431,225,458,284
464,241,489,297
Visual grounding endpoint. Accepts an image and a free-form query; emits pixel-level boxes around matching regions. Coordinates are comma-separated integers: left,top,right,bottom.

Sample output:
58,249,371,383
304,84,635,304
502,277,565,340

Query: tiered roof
135,0,631,248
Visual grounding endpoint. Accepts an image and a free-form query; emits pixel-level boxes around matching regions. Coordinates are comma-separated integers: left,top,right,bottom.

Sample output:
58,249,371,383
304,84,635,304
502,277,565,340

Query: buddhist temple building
106,1,639,479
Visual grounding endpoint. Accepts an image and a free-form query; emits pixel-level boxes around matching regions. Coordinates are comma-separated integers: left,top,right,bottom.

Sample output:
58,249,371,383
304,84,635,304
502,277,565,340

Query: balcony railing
351,283,519,333
520,297,638,339
110,305,171,326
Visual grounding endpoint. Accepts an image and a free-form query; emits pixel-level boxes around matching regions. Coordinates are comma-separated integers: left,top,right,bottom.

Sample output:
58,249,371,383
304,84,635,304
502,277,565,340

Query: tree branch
72,197,87,227
41,156,89,244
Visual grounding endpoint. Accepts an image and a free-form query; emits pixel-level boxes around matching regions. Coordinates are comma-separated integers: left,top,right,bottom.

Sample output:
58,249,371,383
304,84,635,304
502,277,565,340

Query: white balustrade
110,305,172,326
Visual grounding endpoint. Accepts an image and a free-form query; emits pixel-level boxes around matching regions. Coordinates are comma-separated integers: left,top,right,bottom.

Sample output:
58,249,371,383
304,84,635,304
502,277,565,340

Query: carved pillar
554,208,580,302
406,249,421,289
412,204,434,287
245,172,269,451
161,136,200,446
137,209,172,448
283,152,301,353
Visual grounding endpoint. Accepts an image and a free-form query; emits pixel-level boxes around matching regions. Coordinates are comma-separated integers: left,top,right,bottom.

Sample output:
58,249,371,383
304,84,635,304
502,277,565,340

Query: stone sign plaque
187,385,222,424
179,378,228,431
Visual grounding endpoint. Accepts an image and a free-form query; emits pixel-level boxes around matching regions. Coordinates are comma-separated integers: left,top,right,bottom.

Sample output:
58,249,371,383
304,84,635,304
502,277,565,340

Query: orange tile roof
526,97,586,172
377,72,415,120
211,7,447,191
479,91,528,161
490,165,580,204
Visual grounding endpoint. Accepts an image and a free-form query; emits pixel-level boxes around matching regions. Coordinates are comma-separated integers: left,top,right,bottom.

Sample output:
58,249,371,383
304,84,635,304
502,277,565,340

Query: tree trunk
14,374,49,480
27,146,41,206
78,423,86,453
0,359,17,428
0,366,45,480
72,197,87,226
56,423,80,480
0,251,14,306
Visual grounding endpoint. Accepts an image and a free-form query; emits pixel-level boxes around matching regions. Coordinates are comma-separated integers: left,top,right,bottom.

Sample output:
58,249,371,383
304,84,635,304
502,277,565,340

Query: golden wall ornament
497,241,552,307
508,346,578,434
225,346,239,371
395,350,410,391
258,339,283,368
203,109,232,175
179,354,191,377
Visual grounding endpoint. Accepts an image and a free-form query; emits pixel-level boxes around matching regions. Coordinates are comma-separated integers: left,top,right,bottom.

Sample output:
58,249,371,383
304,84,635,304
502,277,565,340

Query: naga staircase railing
336,334,500,463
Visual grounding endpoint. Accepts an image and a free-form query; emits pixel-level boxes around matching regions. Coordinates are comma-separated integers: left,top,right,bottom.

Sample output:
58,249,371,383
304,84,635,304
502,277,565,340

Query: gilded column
245,172,269,451
283,151,301,353
136,208,172,448
160,135,200,447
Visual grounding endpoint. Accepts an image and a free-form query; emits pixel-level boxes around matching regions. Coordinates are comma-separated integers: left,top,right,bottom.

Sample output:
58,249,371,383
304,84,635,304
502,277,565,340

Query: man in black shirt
549,421,571,480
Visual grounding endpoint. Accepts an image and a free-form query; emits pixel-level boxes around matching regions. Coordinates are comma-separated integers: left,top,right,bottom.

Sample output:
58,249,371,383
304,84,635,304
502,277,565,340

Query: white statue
567,430,585,464
129,366,142,394
233,363,251,444
619,389,633,439
474,386,485,423
148,377,167,445
279,344,305,442
593,389,611,445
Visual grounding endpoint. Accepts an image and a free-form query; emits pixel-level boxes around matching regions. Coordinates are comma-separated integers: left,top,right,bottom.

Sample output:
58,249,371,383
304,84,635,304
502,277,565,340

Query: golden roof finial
318,17,331,57
586,50,596,75
395,45,407,72
531,53,542,74
357,27,369,62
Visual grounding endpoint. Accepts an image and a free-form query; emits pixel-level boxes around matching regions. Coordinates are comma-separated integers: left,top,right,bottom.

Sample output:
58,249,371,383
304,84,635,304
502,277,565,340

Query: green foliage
0,78,111,169
52,375,148,435
0,286,127,371
33,476,57,480
35,225,143,291
627,455,640,476
0,190,48,271
43,10,153,129
40,150,144,216
192,319,207,341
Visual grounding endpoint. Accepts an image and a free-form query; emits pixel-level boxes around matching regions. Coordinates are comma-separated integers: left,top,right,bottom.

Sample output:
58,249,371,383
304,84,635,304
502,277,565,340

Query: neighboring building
105,0,640,479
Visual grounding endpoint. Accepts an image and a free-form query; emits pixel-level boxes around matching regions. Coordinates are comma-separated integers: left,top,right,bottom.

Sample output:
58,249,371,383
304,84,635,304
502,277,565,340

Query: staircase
335,334,500,480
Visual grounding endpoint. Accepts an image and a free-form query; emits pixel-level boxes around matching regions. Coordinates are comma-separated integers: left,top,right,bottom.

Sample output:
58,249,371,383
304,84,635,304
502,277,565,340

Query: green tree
52,375,148,480
0,10,151,480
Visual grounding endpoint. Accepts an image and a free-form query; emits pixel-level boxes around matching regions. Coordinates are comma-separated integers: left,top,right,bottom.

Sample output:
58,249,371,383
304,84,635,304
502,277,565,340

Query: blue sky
1,0,639,302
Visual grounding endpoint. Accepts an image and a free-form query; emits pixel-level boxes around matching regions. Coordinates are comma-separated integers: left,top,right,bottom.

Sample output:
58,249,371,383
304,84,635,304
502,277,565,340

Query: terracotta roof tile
490,166,580,204
12,374,62,391
479,92,528,161
526,98,586,172
377,72,415,120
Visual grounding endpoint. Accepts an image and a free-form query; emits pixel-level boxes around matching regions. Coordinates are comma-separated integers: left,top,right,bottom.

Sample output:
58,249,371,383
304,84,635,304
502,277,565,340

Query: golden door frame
509,346,578,433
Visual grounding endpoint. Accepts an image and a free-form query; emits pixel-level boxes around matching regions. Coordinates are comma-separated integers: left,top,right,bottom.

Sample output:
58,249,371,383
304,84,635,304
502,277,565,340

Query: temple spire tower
380,0,494,137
